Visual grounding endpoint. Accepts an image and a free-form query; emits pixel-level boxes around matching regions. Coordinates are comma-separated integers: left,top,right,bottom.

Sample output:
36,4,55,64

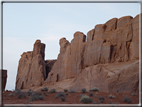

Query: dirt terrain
3,90,139,105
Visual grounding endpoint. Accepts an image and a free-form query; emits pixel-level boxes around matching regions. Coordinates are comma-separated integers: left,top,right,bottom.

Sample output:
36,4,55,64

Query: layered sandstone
16,14,140,93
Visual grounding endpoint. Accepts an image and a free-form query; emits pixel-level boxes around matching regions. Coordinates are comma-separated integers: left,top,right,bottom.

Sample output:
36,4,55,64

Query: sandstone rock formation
16,14,140,93
16,40,51,89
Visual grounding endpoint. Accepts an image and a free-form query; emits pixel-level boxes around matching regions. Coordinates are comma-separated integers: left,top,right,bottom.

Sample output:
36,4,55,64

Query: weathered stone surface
130,14,140,60
45,32,86,83
69,60,139,93
15,40,46,89
117,16,133,28
110,23,133,62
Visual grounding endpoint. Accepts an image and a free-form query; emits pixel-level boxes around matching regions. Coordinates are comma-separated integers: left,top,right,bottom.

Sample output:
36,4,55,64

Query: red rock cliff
15,14,140,93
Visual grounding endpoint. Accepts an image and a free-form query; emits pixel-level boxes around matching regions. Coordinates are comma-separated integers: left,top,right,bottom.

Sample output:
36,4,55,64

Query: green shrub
64,89,68,92
89,87,99,92
123,97,131,103
27,90,33,96
69,89,76,93
9,93,14,97
89,93,94,97
80,95,93,104
43,92,47,96
60,96,66,101
99,96,105,103
41,87,48,91
54,92,65,99
131,93,137,96
49,89,56,94
99,96,105,101
65,93,68,96
17,92,27,99
29,92,44,101
81,88,86,93
14,89,21,95
108,94,115,99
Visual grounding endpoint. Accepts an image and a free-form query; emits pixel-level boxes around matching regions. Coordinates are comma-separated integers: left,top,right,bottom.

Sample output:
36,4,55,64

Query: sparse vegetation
64,89,68,92
123,97,131,103
89,93,94,97
9,93,14,97
27,90,33,96
108,94,115,99
29,92,44,101
131,93,137,96
60,96,66,101
43,92,47,96
65,93,68,96
99,96,105,103
81,88,86,93
89,87,99,92
49,89,56,94
14,89,21,95
41,87,48,91
69,89,76,93
17,92,27,99
80,95,93,104
54,92,65,99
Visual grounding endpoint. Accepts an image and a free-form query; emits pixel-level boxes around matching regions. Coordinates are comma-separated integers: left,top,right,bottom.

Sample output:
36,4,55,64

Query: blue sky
2,2,140,90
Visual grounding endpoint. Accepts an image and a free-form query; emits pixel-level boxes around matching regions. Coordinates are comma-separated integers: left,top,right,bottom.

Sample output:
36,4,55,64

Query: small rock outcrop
15,13,140,93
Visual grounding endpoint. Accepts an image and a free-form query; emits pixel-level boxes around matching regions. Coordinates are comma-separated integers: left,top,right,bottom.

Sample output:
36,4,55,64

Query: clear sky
2,2,140,90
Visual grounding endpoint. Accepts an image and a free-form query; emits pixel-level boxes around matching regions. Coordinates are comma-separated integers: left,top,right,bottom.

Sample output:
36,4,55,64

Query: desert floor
3,90,139,105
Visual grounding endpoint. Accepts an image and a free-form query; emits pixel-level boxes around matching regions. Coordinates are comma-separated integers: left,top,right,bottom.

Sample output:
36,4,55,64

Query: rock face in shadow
16,14,140,93
1,69,7,91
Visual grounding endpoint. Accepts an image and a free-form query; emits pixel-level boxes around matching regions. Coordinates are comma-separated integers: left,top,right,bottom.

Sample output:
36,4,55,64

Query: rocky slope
15,13,140,93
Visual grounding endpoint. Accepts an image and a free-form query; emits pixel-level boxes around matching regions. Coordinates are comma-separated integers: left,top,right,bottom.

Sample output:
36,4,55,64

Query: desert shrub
17,92,27,99
41,87,48,91
89,93,94,97
9,93,14,97
108,94,115,99
89,87,99,92
123,97,131,103
80,95,93,104
54,92,65,99
69,89,76,93
14,89,21,95
94,95,98,98
60,96,66,101
49,89,56,94
99,96,105,103
81,88,86,93
131,93,137,96
29,93,44,101
43,92,47,96
65,93,68,96
27,90,33,96
64,89,68,92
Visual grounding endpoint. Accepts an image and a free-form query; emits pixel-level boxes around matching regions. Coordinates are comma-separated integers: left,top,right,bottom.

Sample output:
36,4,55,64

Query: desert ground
3,89,139,105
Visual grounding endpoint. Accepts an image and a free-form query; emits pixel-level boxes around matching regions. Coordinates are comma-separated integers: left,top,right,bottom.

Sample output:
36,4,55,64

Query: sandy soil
2,90,139,105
